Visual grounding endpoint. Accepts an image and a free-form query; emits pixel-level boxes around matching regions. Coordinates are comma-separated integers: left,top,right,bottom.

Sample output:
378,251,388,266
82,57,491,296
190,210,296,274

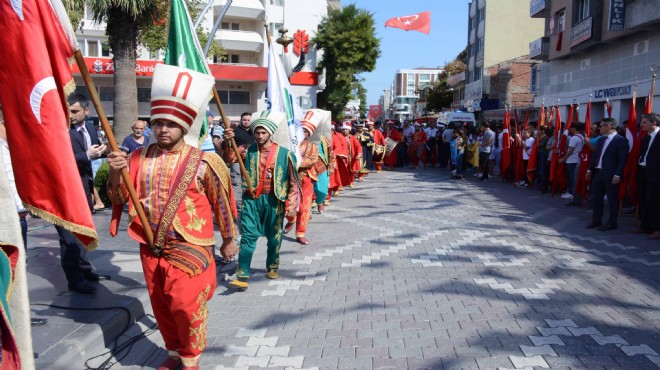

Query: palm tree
82,0,160,141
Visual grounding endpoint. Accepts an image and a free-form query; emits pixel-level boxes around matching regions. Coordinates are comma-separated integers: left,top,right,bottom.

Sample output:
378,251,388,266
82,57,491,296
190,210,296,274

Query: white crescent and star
30,77,57,124
11,0,24,20
398,15,419,26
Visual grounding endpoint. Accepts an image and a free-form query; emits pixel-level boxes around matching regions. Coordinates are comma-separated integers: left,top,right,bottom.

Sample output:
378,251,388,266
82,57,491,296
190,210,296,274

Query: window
230,54,239,63
473,67,482,81
575,0,590,22
221,22,240,30
419,74,431,84
87,40,98,57
137,88,151,103
218,90,250,105
99,86,113,101
468,17,474,31
556,10,565,33
271,23,283,37
475,37,481,54
84,4,94,21
101,42,111,57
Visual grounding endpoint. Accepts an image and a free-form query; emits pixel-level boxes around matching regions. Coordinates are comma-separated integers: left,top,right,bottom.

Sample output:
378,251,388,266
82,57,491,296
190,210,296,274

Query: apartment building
463,0,544,113
389,68,443,121
72,0,332,121
531,0,660,122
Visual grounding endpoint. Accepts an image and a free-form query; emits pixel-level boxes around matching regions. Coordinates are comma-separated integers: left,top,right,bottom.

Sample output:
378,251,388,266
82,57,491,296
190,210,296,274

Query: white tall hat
150,64,215,133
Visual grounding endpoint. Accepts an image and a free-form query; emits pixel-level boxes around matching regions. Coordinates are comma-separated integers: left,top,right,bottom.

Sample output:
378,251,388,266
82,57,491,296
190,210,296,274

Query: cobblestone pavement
100,168,660,369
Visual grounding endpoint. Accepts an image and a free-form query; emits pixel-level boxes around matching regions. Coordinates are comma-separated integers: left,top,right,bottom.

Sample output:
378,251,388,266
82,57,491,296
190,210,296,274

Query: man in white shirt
633,113,660,239
424,121,439,167
560,123,585,204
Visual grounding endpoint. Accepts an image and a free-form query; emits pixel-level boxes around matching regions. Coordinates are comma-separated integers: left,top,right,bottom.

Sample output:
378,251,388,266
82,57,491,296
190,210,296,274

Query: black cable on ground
30,303,158,370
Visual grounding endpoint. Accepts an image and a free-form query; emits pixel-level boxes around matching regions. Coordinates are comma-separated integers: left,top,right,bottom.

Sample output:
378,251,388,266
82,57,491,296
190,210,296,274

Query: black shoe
598,224,618,231
586,222,602,229
68,281,97,294
84,272,110,282
31,318,47,327
566,201,580,206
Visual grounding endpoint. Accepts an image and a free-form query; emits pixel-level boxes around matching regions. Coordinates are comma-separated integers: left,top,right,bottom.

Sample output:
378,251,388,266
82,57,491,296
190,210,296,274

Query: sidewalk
25,166,660,369
26,211,151,369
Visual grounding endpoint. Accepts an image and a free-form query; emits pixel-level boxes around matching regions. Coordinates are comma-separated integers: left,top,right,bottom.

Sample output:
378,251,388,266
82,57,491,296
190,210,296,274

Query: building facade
531,0,660,123
73,0,331,122
464,0,545,113
390,68,443,121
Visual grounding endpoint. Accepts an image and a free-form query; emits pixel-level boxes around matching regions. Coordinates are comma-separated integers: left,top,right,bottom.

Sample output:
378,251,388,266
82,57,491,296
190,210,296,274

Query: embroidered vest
243,143,296,202
126,145,215,247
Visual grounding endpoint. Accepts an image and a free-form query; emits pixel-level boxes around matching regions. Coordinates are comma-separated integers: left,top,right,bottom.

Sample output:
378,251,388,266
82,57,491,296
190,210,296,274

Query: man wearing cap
107,65,238,370
355,122,372,182
223,111,300,289
368,121,386,172
343,121,363,187
384,120,401,171
409,122,428,169
284,112,320,245
330,122,351,195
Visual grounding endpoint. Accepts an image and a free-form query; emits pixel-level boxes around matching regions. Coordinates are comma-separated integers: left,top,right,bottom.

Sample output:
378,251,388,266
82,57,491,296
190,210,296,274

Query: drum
384,137,398,157
372,144,386,163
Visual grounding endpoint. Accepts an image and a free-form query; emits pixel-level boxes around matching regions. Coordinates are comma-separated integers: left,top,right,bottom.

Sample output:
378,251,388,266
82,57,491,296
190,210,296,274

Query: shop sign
608,0,626,31
594,84,631,99
529,38,543,58
570,17,592,47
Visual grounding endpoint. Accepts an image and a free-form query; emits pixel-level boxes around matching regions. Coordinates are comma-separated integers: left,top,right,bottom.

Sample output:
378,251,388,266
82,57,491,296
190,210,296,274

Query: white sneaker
561,193,573,199
517,183,528,188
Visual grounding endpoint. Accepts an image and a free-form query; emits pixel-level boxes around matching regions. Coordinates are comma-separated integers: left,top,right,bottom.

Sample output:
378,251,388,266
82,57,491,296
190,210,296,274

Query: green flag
164,0,212,145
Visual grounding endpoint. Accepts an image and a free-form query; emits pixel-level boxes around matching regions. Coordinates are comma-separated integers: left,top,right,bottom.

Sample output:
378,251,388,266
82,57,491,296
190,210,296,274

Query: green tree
426,48,467,112
65,1,222,141
314,4,380,121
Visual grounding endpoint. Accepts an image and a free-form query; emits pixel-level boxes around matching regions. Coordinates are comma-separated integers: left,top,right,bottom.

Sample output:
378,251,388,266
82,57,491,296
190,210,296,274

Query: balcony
530,0,547,18
214,0,265,20
570,17,593,48
529,37,549,60
216,29,264,52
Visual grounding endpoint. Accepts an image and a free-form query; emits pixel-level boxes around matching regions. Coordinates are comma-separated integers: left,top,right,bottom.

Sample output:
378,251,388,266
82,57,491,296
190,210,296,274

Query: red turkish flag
385,11,431,35
620,91,640,205
369,105,382,120
0,0,98,249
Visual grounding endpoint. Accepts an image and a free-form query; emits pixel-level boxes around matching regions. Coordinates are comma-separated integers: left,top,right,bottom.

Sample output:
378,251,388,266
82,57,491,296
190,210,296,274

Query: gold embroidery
184,196,207,232
190,284,211,350
154,147,201,247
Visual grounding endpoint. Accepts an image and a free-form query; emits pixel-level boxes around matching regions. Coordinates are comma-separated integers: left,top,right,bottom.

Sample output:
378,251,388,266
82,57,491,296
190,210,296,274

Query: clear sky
345,0,472,105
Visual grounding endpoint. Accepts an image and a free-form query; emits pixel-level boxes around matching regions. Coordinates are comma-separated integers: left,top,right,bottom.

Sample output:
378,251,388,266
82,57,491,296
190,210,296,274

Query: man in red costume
284,115,320,245
107,65,238,370
368,121,386,172
384,120,401,170
345,122,363,187
409,122,428,169
330,122,351,195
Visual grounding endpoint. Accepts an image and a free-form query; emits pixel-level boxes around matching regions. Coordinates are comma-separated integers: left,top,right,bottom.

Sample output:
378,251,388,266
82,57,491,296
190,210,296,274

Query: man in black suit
633,113,660,239
55,94,108,294
585,118,629,230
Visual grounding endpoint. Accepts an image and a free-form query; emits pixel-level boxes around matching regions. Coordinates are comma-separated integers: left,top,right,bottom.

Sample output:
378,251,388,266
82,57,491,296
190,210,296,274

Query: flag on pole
0,0,97,248
620,90,640,204
385,11,431,34
576,101,592,200
500,110,512,176
267,38,305,165
164,0,212,147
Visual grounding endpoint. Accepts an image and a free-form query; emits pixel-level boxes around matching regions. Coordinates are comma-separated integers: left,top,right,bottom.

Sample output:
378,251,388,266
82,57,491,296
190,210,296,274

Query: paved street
33,168,660,369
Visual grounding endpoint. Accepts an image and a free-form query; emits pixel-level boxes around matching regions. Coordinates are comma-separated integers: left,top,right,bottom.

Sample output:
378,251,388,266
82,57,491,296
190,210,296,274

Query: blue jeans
566,163,578,197
456,151,464,176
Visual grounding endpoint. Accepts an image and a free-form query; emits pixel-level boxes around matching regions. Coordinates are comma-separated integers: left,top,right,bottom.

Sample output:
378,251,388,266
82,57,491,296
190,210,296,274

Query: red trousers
140,245,216,360
287,175,314,237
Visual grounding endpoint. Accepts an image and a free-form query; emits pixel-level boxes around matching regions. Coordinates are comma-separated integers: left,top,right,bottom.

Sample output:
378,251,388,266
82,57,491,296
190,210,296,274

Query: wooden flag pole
211,86,254,196
74,51,154,247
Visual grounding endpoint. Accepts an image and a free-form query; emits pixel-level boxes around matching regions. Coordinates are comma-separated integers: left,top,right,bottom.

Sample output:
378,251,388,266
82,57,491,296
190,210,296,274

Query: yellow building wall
483,0,545,68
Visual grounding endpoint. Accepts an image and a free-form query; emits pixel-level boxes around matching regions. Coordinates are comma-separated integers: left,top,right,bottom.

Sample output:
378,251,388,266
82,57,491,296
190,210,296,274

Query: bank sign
594,84,631,100
608,0,626,31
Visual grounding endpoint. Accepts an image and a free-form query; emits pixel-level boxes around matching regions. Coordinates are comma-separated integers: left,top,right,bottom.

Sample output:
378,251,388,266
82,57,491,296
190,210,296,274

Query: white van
437,112,476,128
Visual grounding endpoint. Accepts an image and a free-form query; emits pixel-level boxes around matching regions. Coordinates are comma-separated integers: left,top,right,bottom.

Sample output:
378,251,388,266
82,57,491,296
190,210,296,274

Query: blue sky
345,0,471,105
